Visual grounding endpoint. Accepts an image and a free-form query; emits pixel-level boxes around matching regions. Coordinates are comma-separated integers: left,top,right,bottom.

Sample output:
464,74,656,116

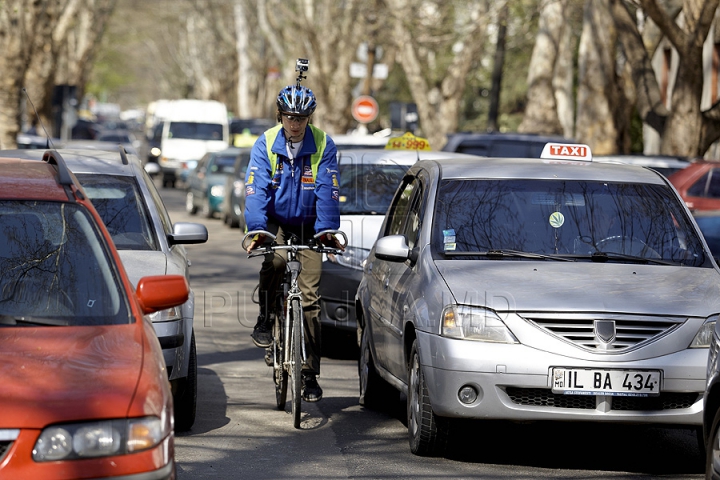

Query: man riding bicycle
244,70,343,402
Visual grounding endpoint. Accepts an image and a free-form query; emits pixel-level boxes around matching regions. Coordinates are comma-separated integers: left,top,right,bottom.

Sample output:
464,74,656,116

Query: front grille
505,387,699,411
524,312,685,352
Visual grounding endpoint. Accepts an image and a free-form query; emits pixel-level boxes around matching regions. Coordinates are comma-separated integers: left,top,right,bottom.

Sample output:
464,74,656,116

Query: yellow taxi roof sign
385,132,432,151
540,142,592,161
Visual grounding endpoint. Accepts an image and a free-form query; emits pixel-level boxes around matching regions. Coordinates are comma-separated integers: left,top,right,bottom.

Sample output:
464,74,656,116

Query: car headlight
232,180,244,196
147,306,182,323
150,147,161,157
329,246,369,271
32,416,167,461
210,185,225,197
441,305,518,343
691,315,718,348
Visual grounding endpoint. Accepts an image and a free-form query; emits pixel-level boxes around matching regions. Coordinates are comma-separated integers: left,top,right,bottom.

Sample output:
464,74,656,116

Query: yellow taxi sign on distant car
385,132,432,151
540,142,593,162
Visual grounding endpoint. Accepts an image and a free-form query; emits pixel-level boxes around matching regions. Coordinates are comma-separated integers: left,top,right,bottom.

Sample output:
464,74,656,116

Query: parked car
593,154,691,178
333,133,390,150
0,150,188,478
0,147,208,432
357,142,718,456
668,161,720,212
220,147,252,228
441,131,570,157
319,148,478,337
186,147,241,219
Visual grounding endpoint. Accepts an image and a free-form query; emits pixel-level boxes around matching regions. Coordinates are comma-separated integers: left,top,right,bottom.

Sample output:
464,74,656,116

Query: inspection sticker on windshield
443,229,456,251
551,368,660,397
549,212,565,228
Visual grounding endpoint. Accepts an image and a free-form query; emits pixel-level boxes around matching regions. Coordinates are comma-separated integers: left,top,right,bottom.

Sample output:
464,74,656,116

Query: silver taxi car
0,148,208,432
357,143,720,456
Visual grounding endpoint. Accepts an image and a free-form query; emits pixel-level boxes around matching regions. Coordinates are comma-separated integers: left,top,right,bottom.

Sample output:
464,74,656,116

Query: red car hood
0,324,143,429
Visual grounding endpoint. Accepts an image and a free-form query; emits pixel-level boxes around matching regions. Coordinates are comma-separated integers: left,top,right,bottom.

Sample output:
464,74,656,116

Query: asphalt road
158,183,706,479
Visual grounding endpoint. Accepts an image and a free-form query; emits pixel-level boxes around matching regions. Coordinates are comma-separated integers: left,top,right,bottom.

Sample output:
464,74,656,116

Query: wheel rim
713,423,720,475
408,353,420,437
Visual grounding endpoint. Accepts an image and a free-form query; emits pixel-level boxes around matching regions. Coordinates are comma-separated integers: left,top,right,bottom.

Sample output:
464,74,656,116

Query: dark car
220,148,252,228
441,131,570,157
693,210,720,260
186,147,240,218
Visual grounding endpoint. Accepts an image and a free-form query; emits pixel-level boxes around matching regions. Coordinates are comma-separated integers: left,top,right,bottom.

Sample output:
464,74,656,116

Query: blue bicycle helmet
276,85,317,116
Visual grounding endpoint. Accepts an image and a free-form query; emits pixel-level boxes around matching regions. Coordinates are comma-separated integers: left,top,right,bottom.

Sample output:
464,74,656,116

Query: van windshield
168,122,224,141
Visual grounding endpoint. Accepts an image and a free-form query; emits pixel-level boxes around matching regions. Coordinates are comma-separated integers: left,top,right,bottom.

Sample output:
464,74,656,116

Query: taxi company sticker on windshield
549,212,565,228
443,229,456,251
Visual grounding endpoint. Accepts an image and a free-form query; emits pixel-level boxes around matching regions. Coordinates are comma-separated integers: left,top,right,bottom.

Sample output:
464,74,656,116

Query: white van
156,99,229,187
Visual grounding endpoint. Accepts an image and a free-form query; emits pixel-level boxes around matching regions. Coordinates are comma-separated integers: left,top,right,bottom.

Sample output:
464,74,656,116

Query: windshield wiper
443,249,573,261
565,251,678,265
0,314,69,326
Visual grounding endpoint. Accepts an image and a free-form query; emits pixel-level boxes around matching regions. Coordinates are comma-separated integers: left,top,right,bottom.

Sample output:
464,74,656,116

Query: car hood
341,215,385,251
0,325,142,428
435,261,720,316
118,250,168,287
162,139,229,161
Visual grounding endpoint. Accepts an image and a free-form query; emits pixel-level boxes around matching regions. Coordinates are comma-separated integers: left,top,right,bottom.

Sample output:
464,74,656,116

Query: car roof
0,157,72,201
0,148,142,177
333,134,390,147
420,156,669,184
337,148,479,166
593,154,691,169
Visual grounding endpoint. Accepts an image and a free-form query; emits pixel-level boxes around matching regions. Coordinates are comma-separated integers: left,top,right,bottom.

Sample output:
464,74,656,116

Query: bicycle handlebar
242,229,348,257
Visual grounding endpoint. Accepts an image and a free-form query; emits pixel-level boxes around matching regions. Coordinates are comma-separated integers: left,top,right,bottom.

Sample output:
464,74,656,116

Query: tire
707,408,720,478
185,191,197,215
202,198,213,219
358,323,397,408
407,340,448,456
291,298,303,429
174,331,197,432
273,314,287,410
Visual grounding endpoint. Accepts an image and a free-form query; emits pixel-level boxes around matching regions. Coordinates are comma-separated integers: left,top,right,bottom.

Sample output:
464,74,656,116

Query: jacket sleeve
243,134,273,232
313,136,340,232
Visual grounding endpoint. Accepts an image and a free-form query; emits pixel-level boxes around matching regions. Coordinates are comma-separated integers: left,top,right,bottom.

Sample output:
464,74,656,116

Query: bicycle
242,228,347,428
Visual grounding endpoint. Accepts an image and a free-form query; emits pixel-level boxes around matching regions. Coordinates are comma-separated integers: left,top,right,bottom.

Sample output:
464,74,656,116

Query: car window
688,172,709,197
235,152,251,179
432,179,709,267
386,176,424,250
338,163,408,215
168,122,223,141
76,174,157,251
708,169,720,198
142,168,174,235
0,201,130,324
210,154,237,174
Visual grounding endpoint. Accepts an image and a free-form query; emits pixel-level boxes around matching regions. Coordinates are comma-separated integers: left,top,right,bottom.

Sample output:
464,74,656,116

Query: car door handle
383,277,389,291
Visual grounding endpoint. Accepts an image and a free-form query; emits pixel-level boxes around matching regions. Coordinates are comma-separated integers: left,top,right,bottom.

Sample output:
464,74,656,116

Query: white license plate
551,368,661,397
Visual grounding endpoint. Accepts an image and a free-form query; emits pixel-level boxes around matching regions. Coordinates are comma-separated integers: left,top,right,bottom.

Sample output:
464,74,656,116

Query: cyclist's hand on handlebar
320,233,345,252
246,234,266,254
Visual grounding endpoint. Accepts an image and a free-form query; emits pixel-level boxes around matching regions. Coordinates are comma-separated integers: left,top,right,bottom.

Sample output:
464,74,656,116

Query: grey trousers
258,223,322,375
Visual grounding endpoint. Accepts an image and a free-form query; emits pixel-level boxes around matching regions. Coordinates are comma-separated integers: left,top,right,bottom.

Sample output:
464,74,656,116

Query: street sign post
351,95,379,124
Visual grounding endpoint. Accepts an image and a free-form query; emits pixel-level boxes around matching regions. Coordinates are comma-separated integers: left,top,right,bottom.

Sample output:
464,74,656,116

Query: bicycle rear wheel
290,298,303,428
273,313,287,410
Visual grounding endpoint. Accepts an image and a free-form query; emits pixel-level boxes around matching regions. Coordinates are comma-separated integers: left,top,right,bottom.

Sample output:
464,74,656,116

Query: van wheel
185,192,197,215
407,340,449,456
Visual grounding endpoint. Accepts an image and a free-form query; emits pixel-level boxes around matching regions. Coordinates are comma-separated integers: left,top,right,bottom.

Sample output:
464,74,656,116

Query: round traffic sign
351,95,379,124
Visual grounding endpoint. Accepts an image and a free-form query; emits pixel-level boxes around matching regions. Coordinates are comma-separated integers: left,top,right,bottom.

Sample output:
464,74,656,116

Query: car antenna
22,88,55,150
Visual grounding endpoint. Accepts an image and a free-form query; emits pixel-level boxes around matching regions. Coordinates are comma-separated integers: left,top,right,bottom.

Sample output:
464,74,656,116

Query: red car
668,160,720,211
0,151,188,479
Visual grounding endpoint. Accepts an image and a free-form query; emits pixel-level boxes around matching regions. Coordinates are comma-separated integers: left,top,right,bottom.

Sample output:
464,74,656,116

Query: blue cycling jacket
244,124,340,233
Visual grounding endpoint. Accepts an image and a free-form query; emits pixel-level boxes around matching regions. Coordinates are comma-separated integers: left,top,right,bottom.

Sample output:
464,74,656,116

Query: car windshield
339,163,408,215
76,174,157,251
432,179,709,267
211,154,237,174
169,121,223,141
0,201,130,325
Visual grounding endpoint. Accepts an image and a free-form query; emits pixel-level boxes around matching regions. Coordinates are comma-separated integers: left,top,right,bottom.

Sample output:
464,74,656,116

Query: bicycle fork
283,260,306,369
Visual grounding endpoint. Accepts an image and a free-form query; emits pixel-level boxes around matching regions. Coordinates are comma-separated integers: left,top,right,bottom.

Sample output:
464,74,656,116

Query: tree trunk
519,0,567,135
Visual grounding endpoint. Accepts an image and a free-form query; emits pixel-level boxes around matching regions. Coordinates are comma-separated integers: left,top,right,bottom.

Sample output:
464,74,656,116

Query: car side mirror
375,235,410,262
144,162,161,176
136,274,189,314
168,222,208,245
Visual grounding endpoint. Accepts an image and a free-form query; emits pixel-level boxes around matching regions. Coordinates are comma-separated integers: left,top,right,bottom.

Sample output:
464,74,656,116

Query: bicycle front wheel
290,298,303,428
273,313,287,410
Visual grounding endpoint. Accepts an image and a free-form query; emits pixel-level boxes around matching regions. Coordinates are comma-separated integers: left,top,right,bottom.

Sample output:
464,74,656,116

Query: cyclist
244,82,343,402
